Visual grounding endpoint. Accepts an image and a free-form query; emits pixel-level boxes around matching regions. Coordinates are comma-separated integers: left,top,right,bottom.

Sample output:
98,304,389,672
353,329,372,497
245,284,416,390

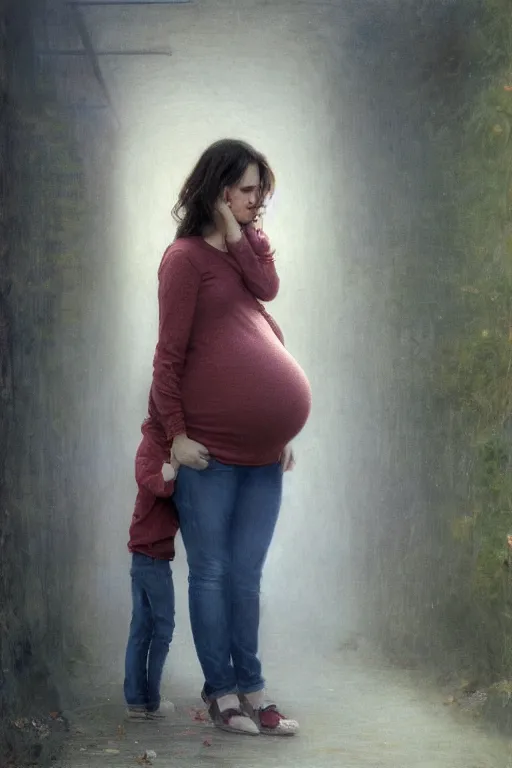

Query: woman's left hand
280,444,295,473
248,203,266,230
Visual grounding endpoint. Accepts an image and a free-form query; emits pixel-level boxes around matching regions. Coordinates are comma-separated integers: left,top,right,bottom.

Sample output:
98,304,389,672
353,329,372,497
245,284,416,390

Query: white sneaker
125,707,147,721
239,693,299,736
206,693,259,736
146,699,175,719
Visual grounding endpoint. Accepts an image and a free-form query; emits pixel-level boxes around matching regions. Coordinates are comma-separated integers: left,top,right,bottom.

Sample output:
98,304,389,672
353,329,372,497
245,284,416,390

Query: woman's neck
202,226,227,252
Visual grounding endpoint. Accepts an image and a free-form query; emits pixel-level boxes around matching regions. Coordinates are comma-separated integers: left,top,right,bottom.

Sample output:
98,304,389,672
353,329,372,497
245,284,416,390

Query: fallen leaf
203,738,212,747
189,707,209,722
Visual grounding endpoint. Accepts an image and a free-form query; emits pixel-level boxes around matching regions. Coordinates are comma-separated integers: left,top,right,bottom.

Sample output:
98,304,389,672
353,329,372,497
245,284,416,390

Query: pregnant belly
181,335,312,465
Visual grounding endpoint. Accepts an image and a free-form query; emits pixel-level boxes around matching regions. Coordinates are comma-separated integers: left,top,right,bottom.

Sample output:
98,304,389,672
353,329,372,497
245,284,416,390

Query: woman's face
225,163,261,225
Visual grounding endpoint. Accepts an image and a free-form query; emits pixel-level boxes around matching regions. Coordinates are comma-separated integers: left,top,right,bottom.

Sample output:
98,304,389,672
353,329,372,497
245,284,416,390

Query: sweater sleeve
135,433,175,498
151,248,201,441
226,227,279,301
257,302,285,346
136,455,175,498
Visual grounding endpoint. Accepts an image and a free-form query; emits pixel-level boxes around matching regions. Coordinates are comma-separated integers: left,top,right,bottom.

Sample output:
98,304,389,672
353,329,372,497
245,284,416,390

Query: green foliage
356,0,512,690
426,0,512,679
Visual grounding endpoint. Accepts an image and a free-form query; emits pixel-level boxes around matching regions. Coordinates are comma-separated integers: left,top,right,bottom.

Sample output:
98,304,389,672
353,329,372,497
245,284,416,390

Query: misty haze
3,0,512,766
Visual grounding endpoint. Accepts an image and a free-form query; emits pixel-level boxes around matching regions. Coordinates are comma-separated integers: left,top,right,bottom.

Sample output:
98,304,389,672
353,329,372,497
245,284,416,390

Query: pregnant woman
151,139,312,737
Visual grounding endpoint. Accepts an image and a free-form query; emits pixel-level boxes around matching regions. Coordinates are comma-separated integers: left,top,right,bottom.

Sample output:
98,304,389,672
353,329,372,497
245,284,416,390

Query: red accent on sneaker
259,706,284,730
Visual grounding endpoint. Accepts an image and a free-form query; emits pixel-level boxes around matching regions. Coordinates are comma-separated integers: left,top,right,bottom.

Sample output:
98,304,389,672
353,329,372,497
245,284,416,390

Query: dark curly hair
172,139,275,239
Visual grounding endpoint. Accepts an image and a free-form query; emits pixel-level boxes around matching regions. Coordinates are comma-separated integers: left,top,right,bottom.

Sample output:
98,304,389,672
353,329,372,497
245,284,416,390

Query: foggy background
3,0,512,766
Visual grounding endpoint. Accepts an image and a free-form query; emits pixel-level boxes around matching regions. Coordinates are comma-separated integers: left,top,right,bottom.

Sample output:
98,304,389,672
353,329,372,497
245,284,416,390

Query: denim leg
173,461,238,700
123,553,175,710
124,556,153,707
230,463,283,694
145,559,175,711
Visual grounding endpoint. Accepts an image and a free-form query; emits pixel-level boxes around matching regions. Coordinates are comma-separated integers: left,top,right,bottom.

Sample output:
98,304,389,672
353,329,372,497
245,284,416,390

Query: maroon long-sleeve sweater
151,225,311,466
128,411,179,561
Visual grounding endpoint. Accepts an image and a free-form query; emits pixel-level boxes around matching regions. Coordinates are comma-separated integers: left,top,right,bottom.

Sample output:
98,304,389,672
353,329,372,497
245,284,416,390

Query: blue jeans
124,553,175,711
173,460,283,700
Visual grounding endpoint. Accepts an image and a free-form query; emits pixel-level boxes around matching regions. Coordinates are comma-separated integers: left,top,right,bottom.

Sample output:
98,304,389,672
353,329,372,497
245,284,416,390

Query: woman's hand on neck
216,201,243,245
203,205,243,250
